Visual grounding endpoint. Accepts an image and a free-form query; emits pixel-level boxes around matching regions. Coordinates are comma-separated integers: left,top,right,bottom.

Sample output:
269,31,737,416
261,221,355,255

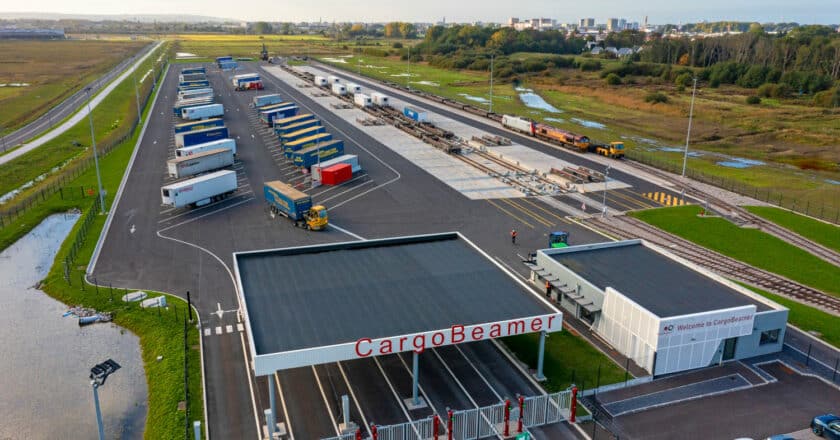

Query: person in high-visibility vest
510,229,517,244
545,280,551,297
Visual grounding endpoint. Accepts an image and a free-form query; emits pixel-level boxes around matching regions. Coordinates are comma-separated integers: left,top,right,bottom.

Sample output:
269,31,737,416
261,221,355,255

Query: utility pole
601,165,611,218
489,54,495,113
85,87,106,214
681,77,698,177
406,45,411,90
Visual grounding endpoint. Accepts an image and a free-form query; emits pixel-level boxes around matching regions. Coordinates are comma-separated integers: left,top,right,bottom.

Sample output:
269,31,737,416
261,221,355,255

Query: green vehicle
549,231,569,248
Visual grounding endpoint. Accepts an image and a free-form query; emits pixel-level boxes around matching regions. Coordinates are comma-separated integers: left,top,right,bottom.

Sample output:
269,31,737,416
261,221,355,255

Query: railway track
625,160,840,268
585,215,840,316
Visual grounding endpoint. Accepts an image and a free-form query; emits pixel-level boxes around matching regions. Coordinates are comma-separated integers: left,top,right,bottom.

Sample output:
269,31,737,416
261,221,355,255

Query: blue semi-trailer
175,126,229,148
174,118,225,134
291,140,345,168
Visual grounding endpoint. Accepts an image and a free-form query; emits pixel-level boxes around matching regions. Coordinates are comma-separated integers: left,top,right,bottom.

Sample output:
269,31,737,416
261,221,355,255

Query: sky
3,0,838,25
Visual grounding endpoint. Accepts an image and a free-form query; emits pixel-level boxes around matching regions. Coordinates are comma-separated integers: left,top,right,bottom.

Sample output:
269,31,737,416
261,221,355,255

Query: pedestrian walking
545,280,551,297
510,229,517,244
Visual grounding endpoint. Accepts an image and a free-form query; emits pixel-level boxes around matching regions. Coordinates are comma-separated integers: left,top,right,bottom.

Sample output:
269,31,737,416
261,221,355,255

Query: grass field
174,34,330,58
0,42,168,203
503,328,627,392
0,39,146,134
745,206,840,253
630,205,840,296
1,62,205,438
317,49,840,213
737,282,840,349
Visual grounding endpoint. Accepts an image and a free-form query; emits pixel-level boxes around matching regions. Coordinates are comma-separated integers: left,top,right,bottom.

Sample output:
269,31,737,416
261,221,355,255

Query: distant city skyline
1,0,837,25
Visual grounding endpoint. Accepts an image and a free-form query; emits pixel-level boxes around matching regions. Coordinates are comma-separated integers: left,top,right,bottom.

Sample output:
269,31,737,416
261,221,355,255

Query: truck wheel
813,426,823,436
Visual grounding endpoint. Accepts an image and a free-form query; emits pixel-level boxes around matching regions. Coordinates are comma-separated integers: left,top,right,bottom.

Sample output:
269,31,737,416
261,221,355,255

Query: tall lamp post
601,165,611,218
90,359,121,440
132,56,142,125
489,53,495,114
85,87,106,214
681,77,698,177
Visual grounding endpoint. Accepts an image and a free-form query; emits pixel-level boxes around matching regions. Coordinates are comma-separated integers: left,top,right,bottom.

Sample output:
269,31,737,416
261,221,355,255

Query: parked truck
174,117,224,134
179,73,206,83
274,119,320,137
176,138,236,157
281,125,326,145
178,87,214,100
260,105,299,126
272,114,315,133
167,148,234,179
314,76,328,87
181,67,205,75
175,126,229,148
179,80,210,88
172,98,214,116
263,181,328,230
181,103,225,121
232,73,262,90
403,106,429,123
354,93,372,107
311,154,360,181
161,170,237,208
253,94,283,108
291,140,345,168
215,56,233,66
371,92,390,107
284,132,333,158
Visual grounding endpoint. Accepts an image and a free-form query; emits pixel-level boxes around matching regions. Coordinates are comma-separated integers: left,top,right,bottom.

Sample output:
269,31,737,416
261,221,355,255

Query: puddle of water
175,52,198,58
1,159,73,204
515,87,533,92
412,80,440,87
0,214,147,440
518,92,562,113
659,147,703,157
389,73,418,77
570,117,606,129
717,158,766,168
363,65,388,69
458,93,490,103
338,54,354,58
544,117,567,123
825,179,840,185
322,57,348,63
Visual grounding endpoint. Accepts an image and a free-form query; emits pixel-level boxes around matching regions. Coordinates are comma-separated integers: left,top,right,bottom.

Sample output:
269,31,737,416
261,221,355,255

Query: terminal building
527,240,788,376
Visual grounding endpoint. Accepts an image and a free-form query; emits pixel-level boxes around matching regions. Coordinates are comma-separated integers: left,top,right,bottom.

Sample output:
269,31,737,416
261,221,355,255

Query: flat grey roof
236,233,553,356
550,242,769,316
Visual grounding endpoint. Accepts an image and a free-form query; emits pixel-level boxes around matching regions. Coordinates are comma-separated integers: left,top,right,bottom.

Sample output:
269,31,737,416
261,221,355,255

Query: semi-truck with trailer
181,103,225,121
311,154,360,181
263,181,328,230
274,118,320,137
161,170,237,208
232,73,263,90
172,97,214,116
174,118,224,134
253,94,283,108
281,125,326,145
291,140,345,168
284,132,333,158
176,138,236,157
403,106,429,123
260,105,299,126
167,148,234,179
371,92,390,107
175,126,229,148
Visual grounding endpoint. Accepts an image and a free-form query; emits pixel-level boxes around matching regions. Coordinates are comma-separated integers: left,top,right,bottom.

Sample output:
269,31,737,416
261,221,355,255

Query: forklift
548,231,569,248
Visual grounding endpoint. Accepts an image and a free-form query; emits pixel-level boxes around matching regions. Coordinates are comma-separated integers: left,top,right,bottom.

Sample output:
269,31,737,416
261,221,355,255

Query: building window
759,329,780,345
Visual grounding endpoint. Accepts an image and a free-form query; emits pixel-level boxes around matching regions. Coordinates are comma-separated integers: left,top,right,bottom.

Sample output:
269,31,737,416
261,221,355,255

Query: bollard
371,424,378,440
504,398,511,436
193,421,201,440
833,358,838,382
355,428,362,440
447,409,454,440
433,414,440,439
187,291,193,321
570,386,578,423
95,278,99,295
806,343,812,367
517,395,524,433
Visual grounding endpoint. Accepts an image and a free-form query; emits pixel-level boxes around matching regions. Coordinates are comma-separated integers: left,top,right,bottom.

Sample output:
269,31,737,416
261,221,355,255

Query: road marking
518,198,571,224
130,224,136,234
216,303,224,319
239,331,263,438
215,326,222,335
237,323,244,332
204,328,211,337
312,366,341,436
328,223,366,240
372,357,422,436
318,180,374,205
393,353,441,414
226,325,233,334
336,362,371,437
485,199,535,229
274,372,295,440
502,198,554,228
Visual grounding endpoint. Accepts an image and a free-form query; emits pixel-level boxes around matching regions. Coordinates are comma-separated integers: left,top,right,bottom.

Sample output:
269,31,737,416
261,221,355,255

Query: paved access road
0,41,161,165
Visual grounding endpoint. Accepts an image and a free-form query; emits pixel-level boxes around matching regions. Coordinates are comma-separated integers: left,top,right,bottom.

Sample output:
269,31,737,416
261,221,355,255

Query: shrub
736,65,769,88
522,58,547,73
675,72,693,87
813,88,840,108
468,58,490,71
392,42,403,49
605,73,622,85
746,95,761,105
644,92,669,104
757,82,791,98
709,77,721,88
578,59,602,72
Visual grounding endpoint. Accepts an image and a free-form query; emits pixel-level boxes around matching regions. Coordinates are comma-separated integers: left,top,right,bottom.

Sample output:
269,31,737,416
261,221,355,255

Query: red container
321,163,352,185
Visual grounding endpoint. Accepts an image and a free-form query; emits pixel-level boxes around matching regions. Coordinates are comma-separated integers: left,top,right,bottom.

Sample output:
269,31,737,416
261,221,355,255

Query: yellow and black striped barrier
644,192,688,206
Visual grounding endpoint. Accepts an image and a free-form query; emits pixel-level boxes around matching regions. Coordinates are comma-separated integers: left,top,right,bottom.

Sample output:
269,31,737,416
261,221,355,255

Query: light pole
132,57,142,125
90,359,121,440
406,45,411,90
0,124,6,153
681,77,698,177
85,87,106,214
601,165,611,218
489,54,495,114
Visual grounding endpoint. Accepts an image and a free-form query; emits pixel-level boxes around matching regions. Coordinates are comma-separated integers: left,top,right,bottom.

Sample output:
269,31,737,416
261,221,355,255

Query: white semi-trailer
167,148,234,178
331,83,347,96
181,103,224,120
160,170,237,208
327,75,341,84
314,76,328,86
346,83,362,94
176,138,237,157
353,93,372,107
371,92,390,107
178,88,214,100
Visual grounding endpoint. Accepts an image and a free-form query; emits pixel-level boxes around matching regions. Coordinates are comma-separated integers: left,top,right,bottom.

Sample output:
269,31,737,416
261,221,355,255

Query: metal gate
322,390,573,440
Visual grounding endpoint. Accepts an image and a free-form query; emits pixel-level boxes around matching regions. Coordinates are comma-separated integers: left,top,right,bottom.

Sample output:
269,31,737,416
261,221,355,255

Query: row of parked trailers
161,66,239,208
215,56,238,71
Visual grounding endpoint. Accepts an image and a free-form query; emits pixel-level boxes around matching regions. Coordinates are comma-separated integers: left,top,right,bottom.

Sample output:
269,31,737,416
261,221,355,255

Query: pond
517,90,563,113
0,214,147,440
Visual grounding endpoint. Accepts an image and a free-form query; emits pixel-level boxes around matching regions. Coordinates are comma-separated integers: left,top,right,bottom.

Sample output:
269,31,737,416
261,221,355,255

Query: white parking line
312,366,340,436
310,175,368,197
237,323,244,332
215,326,222,335
372,356,422,435
226,325,233,334
336,362,371,437
318,180,374,204
204,328,211,337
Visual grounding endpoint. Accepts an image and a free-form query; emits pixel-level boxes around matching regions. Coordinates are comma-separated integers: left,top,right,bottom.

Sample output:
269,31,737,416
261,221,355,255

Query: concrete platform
265,66,525,200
